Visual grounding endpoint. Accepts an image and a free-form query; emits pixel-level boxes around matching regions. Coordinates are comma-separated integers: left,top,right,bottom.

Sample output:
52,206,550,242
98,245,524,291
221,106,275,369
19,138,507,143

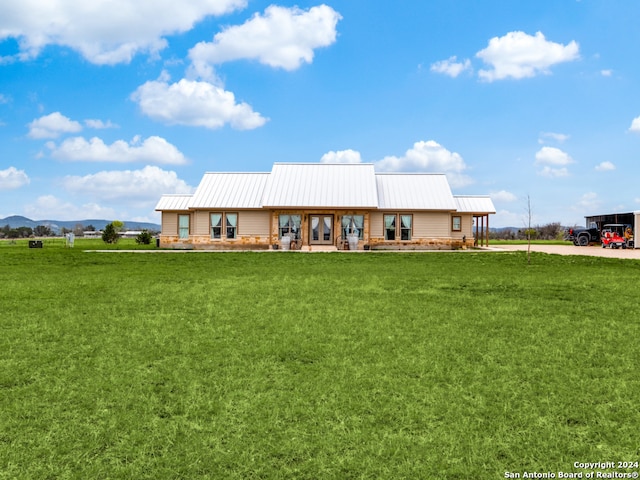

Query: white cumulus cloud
430,56,472,78
629,116,640,133
539,131,569,144
131,78,267,130
0,166,30,190
23,195,117,221
490,190,518,203
538,166,569,178
535,146,574,166
28,112,82,139
535,146,574,177
0,0,247,64
575,192,600,211
595,161,615,171
476,31,579,82
320,149,362,164
46,135,188,165
375,140,473,188
188,4,341,76
61,165,194,204
85,119,118,129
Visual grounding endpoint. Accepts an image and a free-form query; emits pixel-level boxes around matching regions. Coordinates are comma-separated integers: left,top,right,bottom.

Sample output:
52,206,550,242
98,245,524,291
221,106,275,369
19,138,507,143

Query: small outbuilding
155,163,496,251
585,211,639,249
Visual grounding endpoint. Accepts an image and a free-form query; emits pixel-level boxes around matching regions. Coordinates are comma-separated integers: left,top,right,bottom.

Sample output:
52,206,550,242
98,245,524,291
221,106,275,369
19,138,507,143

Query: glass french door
310,215,333,244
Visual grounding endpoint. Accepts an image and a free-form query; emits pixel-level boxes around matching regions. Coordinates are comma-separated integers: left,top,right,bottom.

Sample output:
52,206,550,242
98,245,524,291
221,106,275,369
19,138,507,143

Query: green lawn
1,242,639,479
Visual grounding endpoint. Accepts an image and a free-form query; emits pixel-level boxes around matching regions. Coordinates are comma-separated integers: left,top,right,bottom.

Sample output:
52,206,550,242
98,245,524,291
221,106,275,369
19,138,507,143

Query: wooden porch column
485,214,490,246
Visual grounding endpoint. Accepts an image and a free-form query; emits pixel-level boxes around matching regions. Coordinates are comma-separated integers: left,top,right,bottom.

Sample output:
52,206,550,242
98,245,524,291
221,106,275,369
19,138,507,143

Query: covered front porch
271,210,367,251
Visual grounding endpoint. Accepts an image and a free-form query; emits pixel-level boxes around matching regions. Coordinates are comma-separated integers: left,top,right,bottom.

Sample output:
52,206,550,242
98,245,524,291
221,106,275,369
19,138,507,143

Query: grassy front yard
1,244,639,478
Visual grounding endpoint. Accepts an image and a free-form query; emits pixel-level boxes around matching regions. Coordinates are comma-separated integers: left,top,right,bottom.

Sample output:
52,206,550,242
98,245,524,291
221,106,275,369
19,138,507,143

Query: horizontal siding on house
462,214,473,238
413,212,450,238
451,213,473,239
193,210,209,236
187,210,271,239
239,211,270,236
162,212,178,235
369,212,383,237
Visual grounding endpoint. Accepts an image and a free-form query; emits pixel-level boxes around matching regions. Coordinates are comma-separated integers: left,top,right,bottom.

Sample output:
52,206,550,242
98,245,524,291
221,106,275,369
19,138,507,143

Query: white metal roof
454,196,496,214
155,194,193,211
155,164,496,215
190,172,270,209
375,174,457,210
261,163,379,208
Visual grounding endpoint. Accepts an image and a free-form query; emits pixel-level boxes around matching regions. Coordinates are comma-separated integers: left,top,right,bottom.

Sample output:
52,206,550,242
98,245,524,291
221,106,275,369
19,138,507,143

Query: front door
310,215,333,245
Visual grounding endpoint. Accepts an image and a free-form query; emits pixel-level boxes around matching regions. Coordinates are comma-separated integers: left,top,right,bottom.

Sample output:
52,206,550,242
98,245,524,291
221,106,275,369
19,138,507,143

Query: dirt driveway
492,244,640,259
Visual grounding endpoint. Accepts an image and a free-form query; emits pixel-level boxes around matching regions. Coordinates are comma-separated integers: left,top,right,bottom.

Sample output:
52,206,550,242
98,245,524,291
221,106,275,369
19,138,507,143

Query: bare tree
525,195,532,264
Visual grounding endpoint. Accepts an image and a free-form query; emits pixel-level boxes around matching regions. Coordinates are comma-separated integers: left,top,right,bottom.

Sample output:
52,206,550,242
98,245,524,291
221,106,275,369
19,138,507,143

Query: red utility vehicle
601,224,629,249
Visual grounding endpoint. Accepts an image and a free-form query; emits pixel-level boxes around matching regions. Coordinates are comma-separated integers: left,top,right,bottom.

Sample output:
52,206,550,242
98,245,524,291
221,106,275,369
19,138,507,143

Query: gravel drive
491,243,640,259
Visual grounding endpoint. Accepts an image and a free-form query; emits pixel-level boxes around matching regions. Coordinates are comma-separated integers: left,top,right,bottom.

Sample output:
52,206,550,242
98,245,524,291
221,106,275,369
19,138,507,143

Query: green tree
13,227,33,238
102,223,120,244
112,220,124,233
135,230,153,245
34,225,52,237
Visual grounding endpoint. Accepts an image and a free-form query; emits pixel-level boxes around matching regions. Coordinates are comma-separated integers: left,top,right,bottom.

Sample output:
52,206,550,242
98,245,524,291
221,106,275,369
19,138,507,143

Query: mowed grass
1,243,639,479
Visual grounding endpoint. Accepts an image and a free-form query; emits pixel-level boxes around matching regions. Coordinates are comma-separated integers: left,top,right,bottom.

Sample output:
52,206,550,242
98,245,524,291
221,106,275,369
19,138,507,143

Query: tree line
1,223,96,239
490,222,565,241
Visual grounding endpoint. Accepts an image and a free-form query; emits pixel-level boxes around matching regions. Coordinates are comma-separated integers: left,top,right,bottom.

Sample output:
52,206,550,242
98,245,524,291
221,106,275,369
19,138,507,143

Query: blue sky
1,0,639,227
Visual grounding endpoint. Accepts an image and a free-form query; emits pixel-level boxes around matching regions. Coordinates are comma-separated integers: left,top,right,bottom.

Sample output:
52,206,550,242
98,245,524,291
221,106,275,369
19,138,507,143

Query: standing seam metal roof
454,196,496,214
375,173,457,210
155,164,495,214
261,163,379,208
155,194,193,211
189,173,270,209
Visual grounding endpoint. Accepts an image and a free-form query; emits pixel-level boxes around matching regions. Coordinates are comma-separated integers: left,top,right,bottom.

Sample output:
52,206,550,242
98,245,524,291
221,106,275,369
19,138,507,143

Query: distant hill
0,215,160,234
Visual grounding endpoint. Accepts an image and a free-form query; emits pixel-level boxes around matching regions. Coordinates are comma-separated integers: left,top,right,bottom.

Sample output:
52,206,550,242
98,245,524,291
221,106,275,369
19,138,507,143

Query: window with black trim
400,215,412,240
384,214,412,241
211,213,238,239
278,214,301,240
384,214,396,240
226,213,237,239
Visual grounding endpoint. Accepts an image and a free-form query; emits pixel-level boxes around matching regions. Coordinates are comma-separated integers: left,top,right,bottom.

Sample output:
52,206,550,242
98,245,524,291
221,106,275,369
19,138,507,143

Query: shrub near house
102,223,119,244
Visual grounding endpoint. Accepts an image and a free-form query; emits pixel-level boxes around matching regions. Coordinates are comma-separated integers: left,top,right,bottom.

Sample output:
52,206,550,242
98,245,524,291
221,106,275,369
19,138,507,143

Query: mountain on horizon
1,215,160,233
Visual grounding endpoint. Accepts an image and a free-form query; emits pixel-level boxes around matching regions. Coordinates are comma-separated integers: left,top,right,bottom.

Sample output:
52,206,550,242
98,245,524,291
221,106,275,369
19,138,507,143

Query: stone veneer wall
159,234,271,250
368,236,475,250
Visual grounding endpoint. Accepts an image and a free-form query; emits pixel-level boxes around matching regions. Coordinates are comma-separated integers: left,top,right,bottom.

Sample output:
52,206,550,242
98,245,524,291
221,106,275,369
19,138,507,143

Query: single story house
155,163,496,250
